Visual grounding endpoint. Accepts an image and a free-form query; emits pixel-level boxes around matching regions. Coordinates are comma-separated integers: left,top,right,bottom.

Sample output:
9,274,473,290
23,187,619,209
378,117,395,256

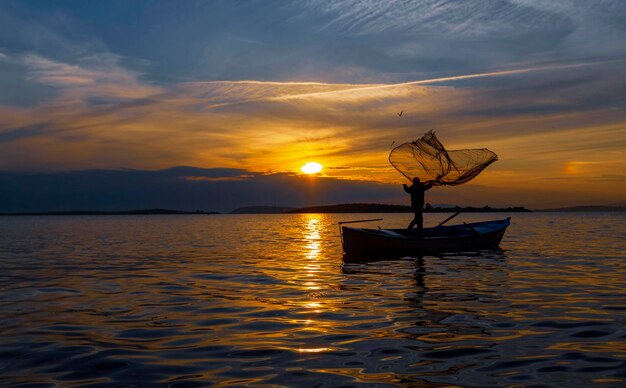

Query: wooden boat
341,218,510,256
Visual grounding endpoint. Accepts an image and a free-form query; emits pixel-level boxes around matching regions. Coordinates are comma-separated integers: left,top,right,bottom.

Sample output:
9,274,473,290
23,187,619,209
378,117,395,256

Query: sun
301,162,323,174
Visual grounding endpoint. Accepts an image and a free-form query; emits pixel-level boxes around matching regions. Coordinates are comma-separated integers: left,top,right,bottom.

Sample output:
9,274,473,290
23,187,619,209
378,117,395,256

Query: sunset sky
1,1,625,212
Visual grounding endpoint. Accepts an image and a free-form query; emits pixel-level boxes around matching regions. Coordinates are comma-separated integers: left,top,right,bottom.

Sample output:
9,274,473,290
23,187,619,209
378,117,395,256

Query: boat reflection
342,248,507,263
341,250,510,335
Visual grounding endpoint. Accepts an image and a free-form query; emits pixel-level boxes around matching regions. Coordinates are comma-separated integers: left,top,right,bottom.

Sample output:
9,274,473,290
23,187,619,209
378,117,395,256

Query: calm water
1,213,625,387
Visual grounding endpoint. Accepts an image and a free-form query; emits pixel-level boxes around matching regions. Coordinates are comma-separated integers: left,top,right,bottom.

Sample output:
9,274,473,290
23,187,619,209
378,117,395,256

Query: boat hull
341,218,510,257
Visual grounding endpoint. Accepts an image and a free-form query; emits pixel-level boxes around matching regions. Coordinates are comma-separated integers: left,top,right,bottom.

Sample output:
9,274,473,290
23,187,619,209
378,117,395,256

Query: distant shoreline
285,203,531,214
0,209,220,216
1,204,624,216
534,205,626,212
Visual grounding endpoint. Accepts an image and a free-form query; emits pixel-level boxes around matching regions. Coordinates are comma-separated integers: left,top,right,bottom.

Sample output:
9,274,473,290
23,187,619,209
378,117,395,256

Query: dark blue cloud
0,124,48,143
0,57,57,106
3,1,624,86
0,167,401,213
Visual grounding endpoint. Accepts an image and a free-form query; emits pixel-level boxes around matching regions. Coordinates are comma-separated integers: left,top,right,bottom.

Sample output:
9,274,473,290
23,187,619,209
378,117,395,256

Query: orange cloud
181,175,255,182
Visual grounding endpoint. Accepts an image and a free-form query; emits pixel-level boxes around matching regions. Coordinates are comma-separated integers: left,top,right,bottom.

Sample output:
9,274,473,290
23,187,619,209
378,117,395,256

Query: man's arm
424,183,433,191
403,183,410,193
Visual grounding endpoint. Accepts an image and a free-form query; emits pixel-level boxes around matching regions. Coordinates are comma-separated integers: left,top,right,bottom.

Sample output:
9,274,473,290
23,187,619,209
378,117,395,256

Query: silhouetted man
403,177,432,235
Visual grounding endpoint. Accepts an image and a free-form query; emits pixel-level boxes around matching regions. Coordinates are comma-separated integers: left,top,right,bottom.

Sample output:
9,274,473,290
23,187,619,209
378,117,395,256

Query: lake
1,213,625,386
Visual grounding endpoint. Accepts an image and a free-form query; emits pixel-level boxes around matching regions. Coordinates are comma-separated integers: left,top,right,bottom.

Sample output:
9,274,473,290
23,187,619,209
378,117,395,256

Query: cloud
0,167,402,213
23,55,96,86
0,124,48,143
267,61,619,102
181,174,256,182
1,165,621,212
0,0,624,207
0,53,624,190
5,0,623,86
21,54,163,100
308,0,573,37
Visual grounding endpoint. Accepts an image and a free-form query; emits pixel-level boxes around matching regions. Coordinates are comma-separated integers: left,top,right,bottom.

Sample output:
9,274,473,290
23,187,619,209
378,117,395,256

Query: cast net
389,131,498,186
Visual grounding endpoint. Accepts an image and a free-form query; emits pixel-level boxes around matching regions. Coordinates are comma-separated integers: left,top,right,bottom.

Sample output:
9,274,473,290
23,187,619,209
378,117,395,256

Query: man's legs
415,212,424,237
408,210,423,233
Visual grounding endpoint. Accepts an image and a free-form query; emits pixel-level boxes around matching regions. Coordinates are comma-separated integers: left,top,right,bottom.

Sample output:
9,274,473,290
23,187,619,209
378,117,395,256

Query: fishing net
389,131,498,186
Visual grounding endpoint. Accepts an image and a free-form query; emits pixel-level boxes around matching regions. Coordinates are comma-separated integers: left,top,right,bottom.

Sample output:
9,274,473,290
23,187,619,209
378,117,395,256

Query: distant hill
536,206,626,212
230,206,295,214
0,208,220,216
287,203,409,213
287,203,531,213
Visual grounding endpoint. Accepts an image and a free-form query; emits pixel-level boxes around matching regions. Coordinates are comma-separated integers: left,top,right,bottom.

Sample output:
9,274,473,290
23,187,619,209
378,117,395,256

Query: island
230,206,296,214
535,206,626,212
286,203,531,213
0,209,220,216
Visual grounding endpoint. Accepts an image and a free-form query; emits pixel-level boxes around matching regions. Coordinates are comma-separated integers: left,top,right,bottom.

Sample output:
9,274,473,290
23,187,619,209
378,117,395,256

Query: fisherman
403,177,432,235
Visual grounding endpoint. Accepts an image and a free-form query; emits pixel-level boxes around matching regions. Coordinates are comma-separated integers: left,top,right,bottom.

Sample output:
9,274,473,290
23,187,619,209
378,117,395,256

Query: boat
340,217,511,257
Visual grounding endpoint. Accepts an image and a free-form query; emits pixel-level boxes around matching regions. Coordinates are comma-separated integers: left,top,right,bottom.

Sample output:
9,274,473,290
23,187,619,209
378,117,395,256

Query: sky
0,0,625,212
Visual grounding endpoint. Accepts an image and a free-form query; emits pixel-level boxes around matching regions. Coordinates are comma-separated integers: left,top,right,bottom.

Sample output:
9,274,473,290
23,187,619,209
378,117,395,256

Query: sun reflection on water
297,347,332,353
302,214,324,292
304,215,321,260
302,214,324,314
292,215,342,334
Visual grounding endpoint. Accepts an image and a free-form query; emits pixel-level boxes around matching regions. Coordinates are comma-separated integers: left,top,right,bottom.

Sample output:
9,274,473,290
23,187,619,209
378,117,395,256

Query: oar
338,218,383,225
338,218,383,245
438,211,461,227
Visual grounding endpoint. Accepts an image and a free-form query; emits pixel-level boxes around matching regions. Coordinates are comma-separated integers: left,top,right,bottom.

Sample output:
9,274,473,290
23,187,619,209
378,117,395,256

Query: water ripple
0,213,625,386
